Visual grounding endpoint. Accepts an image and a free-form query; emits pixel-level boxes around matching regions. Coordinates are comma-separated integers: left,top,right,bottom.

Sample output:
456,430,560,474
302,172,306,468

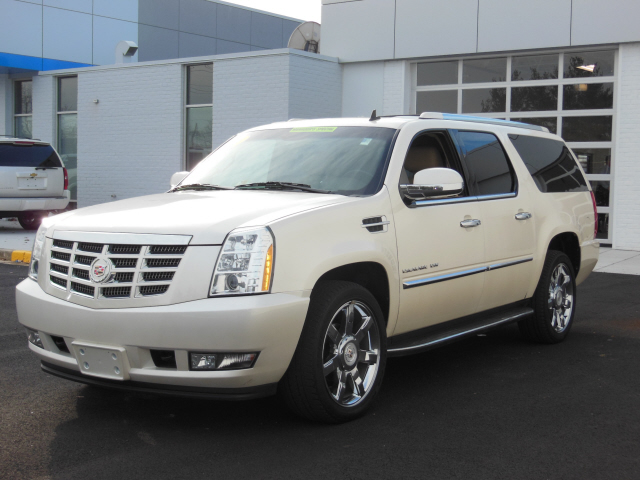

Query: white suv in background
0,137,70,230
16,114,599,423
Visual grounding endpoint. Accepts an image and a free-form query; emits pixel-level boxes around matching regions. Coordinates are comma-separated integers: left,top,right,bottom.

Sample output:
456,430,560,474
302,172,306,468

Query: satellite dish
288,21,321,54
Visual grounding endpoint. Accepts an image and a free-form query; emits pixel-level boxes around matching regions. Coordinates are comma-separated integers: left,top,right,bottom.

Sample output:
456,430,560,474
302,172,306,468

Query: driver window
399,131,464,188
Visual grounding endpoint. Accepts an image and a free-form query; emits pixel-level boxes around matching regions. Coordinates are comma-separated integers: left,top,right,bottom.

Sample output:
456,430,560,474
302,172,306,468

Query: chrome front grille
47,238,187,300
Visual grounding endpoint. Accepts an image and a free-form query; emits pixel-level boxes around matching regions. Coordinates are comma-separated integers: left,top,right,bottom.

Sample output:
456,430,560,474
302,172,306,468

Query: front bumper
0,191,70,213
17,278,310,393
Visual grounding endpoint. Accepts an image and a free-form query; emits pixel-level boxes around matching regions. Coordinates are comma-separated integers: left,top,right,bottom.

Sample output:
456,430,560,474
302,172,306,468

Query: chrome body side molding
403,257,533,289
413,191,516,208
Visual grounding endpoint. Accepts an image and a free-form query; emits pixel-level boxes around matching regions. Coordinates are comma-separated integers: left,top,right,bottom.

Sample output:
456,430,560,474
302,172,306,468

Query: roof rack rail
418,112,549,133
0,135,43,141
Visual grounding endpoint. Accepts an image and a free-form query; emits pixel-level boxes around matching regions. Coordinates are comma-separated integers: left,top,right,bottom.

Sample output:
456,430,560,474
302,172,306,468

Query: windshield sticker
360,138,372,146
290,127,338,133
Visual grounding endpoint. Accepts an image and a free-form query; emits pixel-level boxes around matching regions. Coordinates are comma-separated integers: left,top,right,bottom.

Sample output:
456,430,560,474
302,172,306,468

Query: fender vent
362,215,389,233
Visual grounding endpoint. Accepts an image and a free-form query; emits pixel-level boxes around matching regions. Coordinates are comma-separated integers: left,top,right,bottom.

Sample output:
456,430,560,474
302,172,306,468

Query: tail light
63,168,69,190
590,190,598,239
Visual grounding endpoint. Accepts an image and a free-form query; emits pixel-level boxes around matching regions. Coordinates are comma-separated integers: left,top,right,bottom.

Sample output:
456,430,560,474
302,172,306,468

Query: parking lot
1,263,639,480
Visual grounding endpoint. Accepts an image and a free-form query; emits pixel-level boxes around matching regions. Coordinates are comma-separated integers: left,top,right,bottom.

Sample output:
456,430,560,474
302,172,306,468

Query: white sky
220,0,322,23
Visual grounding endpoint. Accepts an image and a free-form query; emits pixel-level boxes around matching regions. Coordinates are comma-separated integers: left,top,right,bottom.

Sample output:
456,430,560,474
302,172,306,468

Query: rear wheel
519,250,576,343
18,211,44,230
279,281,387,423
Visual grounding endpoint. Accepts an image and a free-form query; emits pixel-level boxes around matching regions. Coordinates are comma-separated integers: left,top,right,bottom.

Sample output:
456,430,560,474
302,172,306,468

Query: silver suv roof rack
418,112,549,133
0,135,43,141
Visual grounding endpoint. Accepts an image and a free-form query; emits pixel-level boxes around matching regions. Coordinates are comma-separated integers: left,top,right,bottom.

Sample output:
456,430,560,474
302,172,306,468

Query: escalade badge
90,257,115,283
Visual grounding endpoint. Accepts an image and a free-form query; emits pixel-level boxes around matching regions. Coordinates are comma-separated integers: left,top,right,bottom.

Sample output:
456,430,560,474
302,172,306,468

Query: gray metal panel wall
322,0,640,63
138,24,179,62
395,0,478,58
477,0,571,52
137,0,301,62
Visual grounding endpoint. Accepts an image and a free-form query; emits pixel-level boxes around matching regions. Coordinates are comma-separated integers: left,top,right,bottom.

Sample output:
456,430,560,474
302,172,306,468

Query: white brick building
1,0,640,250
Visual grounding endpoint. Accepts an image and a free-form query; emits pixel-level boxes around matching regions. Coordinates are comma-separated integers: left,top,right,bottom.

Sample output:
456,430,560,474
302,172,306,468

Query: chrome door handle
460,219,482,228
515,212,532,220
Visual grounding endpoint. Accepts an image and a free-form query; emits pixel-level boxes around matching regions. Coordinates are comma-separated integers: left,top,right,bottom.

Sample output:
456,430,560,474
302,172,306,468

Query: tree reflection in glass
563,83,613,110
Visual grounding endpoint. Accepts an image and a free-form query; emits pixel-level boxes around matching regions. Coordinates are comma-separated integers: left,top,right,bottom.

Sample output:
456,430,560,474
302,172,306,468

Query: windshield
183,126,397,195
0,144,63,168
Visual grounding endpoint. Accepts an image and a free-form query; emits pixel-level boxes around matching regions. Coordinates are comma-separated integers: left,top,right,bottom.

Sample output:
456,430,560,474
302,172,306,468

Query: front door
393,129,485,335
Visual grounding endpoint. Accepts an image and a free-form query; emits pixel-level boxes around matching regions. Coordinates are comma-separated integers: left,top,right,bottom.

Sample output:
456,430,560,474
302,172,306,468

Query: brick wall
211,55,290,148
288,54,342,119
613,42,640,251
29,50,342,208
382,60,408,115
212,52,341,147
76,63,183,207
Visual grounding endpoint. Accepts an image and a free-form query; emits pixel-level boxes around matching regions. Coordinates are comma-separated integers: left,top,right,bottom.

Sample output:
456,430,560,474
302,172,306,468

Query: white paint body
16,116,599,394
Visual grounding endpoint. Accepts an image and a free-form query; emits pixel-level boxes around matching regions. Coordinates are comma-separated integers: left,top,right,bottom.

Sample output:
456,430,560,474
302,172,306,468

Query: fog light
190,353,217,370
218,353,257,370
189,352,258,371
26,328,44,349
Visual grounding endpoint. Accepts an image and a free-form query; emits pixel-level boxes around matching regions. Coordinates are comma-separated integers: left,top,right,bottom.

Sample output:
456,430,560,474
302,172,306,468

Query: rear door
451,130,535,311
0,141,65,198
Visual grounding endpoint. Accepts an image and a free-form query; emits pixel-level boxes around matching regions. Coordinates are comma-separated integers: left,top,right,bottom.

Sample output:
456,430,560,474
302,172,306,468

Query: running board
387,307,533,357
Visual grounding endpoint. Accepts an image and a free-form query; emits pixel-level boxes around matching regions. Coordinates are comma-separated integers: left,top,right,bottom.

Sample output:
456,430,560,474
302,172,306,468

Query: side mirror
400,168,464,201
170,171,189,189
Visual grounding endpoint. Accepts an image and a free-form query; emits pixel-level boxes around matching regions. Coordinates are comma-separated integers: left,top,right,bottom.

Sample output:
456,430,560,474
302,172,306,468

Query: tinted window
455,131,515,196
508,134,588,193
0,144,62,168
417,61,458,86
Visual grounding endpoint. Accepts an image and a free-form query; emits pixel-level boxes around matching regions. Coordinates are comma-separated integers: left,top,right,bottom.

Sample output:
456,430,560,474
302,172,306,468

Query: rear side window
454,131,516,196
508,134,588,193
0,144,62,168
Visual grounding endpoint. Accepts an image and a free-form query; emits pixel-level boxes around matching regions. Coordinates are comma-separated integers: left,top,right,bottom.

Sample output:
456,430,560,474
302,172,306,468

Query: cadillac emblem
89,257,115,283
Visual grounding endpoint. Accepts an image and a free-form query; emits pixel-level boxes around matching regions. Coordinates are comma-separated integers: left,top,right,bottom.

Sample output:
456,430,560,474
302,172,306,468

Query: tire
18,211,44,230
519,250,577,344
279,281,387,423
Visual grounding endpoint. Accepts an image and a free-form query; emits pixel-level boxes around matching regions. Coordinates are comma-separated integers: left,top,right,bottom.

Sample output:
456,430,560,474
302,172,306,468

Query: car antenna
369,109,380,121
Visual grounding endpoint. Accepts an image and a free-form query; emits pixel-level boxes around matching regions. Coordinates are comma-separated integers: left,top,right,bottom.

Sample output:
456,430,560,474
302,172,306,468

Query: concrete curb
0,249,32,263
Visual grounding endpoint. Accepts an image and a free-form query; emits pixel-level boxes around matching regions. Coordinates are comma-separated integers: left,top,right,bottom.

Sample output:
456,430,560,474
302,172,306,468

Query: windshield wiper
170,183,233,192
234,182,332,194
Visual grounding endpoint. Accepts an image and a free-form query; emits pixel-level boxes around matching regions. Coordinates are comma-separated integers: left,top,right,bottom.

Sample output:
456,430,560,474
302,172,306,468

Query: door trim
403,257,533,289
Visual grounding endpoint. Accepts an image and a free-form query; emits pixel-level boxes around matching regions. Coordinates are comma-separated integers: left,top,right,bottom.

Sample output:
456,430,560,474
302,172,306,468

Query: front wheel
279,281,387,423
519,250,576,344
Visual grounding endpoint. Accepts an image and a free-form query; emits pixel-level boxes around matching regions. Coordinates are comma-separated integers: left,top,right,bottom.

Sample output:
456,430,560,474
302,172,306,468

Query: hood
49,190,353,245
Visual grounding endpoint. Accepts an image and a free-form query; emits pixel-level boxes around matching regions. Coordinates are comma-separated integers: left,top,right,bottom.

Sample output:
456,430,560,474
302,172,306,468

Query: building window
413,49,616,243
57,76,78,201
14,80,32,139
185,64,213,171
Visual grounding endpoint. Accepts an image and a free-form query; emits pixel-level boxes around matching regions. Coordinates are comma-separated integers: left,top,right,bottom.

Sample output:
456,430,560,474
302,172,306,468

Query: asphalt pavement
1,264,639,480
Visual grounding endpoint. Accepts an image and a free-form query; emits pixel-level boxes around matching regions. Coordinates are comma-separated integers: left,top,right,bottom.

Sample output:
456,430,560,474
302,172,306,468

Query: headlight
210,227,275,296
29,223,48,281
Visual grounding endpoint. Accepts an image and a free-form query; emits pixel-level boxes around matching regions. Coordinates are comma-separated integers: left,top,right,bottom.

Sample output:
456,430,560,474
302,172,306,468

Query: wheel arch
312,262,391,325
547,231,581,275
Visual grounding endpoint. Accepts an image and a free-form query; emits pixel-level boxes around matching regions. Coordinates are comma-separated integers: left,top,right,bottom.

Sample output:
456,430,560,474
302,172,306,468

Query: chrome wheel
548,263,574,333
322,300,381,407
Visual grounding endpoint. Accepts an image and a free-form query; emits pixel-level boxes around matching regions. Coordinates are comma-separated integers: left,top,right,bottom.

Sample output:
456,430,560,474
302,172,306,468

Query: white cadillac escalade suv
16,113,599,423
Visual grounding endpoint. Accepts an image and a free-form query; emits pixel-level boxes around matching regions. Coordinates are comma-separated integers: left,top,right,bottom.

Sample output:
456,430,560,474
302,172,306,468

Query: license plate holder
71,342,131,381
